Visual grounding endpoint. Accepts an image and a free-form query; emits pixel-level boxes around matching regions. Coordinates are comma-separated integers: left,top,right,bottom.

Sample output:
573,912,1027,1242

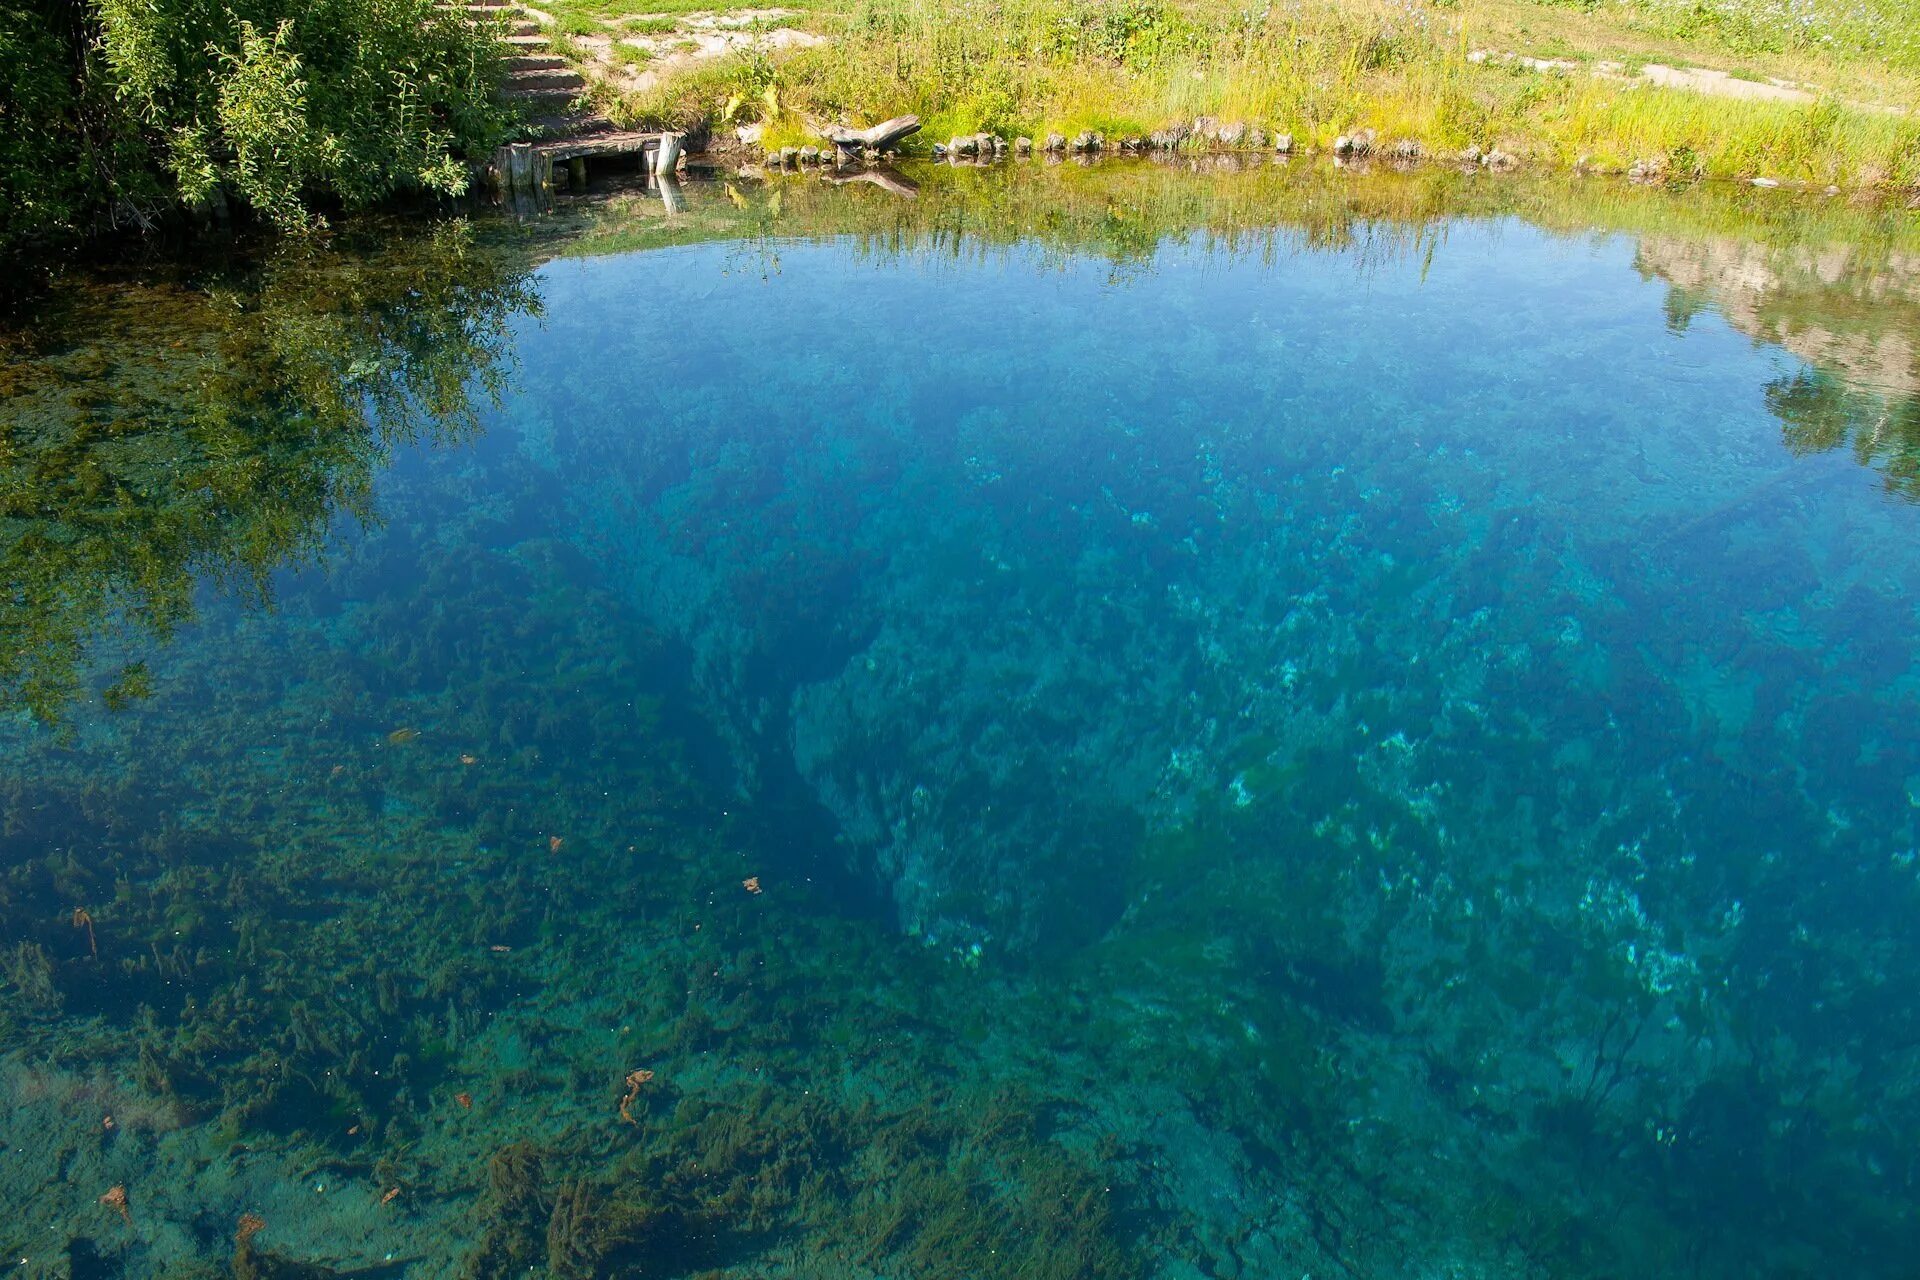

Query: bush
0,0,508,252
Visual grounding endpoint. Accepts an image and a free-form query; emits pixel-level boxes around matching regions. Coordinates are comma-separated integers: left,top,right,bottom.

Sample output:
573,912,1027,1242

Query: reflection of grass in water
556,161,1920,497
562,158,1920,266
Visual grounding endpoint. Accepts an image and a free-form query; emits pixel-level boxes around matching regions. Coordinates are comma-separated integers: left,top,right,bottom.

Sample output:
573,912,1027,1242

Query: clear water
5,162,1920,1278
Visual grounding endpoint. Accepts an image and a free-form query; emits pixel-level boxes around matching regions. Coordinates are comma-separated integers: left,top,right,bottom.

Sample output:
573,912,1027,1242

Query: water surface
4,162,1920,1278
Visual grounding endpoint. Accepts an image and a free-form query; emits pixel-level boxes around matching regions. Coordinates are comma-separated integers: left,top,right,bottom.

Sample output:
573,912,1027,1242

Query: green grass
596,0,1917,191
525,0,1920,193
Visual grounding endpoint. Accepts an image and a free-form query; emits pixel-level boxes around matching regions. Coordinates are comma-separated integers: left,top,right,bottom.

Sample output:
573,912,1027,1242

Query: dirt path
1470,47,1909,115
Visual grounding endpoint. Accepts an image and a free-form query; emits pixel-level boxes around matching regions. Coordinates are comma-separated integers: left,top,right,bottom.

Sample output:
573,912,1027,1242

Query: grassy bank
597,0,1920,192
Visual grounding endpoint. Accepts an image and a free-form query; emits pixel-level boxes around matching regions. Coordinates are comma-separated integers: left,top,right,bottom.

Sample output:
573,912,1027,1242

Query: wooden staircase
454,0,681,194
462,0,596,128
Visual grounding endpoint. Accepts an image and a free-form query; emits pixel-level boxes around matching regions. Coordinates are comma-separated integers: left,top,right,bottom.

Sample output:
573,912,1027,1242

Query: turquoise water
5,164,1920,1277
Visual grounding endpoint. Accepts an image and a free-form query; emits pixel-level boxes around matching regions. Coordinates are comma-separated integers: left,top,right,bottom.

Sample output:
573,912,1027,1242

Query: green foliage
0,5,89,253
0,0,508,251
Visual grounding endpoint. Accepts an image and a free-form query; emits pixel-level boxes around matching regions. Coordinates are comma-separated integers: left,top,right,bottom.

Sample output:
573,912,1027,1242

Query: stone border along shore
749,117,1872,195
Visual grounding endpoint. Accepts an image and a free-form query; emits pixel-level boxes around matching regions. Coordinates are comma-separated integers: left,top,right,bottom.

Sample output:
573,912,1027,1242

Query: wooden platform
535,131,666,162
489,130,683,195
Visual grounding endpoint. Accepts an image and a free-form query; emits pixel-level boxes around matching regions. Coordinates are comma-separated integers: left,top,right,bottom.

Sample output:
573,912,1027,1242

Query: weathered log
814,114,921,154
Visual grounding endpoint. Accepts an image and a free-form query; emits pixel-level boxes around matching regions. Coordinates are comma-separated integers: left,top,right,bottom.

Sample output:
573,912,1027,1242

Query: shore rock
1043,133,1067,152
1215,121,1247,147
1014,136,1032,154
1273,133,1293,154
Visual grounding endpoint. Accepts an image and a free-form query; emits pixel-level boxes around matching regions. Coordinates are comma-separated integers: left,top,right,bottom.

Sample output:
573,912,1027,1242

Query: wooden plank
533,131,663,162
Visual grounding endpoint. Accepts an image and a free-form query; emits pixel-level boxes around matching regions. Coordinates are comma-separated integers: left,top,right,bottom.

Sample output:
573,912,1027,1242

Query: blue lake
3,162,1919,1277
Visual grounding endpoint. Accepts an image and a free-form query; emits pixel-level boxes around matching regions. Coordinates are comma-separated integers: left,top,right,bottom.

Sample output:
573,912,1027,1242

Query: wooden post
569,156,587,189
533,151,554,194
506,143,533,194
651,131,683,176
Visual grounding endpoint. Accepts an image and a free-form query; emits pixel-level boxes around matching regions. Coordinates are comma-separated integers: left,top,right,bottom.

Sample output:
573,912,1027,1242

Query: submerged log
815,114,921,155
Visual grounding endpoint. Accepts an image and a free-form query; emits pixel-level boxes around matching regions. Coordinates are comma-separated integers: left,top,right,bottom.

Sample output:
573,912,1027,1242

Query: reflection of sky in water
4,179,1920,1278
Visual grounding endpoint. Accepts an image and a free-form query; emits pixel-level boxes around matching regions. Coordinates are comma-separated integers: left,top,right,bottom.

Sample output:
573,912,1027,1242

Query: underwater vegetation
4,165,1920,1277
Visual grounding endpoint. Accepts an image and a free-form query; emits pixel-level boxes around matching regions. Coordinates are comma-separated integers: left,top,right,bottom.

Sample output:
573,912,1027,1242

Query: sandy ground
565,8,826,93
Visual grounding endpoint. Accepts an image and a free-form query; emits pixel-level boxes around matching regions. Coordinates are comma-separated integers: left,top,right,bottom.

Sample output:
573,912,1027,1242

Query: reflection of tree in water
1633,232,1920,496
0,224,542,721
1771,366,1920,497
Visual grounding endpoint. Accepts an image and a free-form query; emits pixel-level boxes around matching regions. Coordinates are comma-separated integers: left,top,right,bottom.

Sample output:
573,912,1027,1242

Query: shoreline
718,133,1912,203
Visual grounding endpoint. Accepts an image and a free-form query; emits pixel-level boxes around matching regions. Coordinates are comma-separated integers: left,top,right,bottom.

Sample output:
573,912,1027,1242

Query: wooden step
522,112,614,139
506,68,585,92
504,87,583,107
